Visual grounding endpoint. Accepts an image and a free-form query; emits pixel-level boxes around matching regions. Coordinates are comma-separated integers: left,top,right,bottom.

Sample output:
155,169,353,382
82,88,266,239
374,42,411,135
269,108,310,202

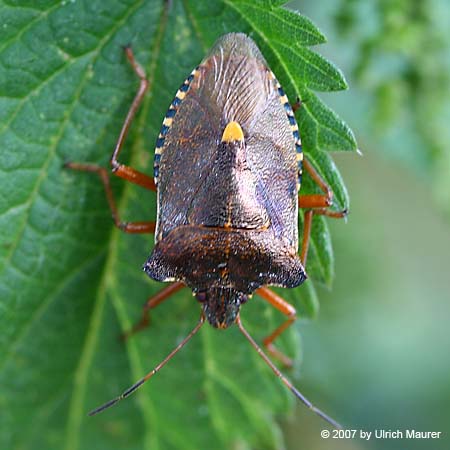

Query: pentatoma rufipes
66,33,347,428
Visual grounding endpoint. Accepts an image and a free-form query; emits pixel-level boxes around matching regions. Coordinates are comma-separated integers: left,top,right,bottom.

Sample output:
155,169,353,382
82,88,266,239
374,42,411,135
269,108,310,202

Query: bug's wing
246,93,299,249
155,74,224,241
156,33,298,250
155,34,268,241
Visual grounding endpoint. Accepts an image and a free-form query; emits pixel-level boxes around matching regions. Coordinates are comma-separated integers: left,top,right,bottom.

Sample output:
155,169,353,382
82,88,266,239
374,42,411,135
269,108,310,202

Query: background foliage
0,1,356,449
332,0,450,215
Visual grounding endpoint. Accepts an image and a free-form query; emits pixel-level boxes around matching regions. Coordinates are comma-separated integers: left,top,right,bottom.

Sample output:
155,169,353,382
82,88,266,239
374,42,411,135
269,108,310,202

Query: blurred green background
283,1,450,449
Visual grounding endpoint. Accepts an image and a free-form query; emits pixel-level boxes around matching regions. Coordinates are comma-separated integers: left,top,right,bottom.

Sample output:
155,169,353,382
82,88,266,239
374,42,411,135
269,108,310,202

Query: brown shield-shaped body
144,33,306,327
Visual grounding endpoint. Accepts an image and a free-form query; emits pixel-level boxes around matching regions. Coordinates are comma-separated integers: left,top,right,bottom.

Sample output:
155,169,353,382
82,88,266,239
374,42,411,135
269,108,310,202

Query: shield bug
66,33,347,428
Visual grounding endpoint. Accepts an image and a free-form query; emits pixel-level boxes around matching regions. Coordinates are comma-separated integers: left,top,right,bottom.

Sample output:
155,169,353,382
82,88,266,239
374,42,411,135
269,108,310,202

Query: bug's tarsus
235,315,342,429
291,97,303,113
88,314,205,416
122,46,147,83
299,158,341,214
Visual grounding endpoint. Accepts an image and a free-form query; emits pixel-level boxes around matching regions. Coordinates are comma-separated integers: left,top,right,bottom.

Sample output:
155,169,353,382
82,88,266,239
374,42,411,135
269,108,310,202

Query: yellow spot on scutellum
221,121,244,143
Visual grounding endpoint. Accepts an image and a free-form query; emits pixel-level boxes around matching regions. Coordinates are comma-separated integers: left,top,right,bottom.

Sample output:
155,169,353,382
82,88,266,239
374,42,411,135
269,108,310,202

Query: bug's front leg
121,282,185,340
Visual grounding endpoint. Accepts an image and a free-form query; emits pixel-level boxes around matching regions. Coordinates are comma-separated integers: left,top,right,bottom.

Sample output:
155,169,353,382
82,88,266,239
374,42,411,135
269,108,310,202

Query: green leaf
0,1,356,449
233,1,327,45
298,90,357,153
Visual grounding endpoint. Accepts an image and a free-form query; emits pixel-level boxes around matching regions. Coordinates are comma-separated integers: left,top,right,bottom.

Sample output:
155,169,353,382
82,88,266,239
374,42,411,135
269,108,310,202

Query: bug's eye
196,291,207,302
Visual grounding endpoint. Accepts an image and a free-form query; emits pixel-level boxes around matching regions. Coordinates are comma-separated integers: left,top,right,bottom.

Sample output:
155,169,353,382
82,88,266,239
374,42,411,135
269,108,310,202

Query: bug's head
195,287,248,329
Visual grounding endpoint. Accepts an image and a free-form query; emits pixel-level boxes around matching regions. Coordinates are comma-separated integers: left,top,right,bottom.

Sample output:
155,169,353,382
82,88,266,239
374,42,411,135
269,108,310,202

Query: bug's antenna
88,315,205,416
235,315,342,429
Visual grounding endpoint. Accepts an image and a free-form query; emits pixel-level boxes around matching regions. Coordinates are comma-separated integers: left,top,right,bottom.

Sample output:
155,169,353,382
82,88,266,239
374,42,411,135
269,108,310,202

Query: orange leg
291,97,302,113
298,157,348,266
122,282,185,340
300,209,313,266
65,47,156,232
109,46,155,191
64,162,155,233
256,287,297,367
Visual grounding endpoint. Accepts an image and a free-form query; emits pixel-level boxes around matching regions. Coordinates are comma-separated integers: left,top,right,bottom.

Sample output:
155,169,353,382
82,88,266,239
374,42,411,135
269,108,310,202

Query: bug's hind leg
108,46,155,190
122,282,185,340
298,157,348,266
65,46,156,231
256,287,297,368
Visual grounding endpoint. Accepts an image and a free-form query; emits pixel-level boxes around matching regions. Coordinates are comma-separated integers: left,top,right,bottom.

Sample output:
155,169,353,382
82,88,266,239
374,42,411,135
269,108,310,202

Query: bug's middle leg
298,157,347,266
256,287,297,368
64,162,156,233
298,157,347,214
